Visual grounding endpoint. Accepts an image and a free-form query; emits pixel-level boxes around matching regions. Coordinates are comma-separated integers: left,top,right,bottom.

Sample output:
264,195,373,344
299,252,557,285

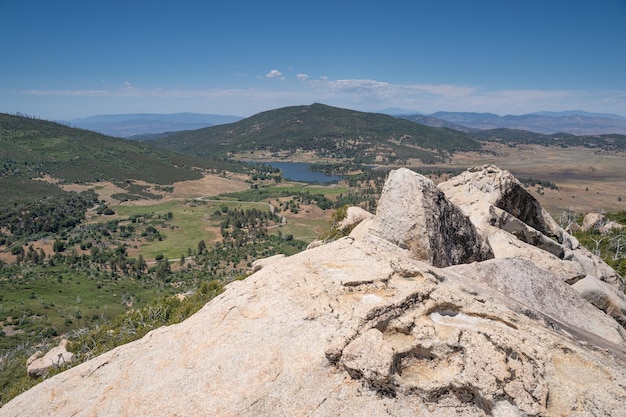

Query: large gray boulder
437,165,570,247
368,168,493,267
581,212,624,234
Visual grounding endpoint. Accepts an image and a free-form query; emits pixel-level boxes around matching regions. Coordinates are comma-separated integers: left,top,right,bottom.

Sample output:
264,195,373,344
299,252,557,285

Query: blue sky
1,0,626,119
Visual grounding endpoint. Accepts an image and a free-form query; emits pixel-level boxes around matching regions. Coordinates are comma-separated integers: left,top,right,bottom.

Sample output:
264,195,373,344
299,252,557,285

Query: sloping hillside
153,103,482,164
0,114,240,204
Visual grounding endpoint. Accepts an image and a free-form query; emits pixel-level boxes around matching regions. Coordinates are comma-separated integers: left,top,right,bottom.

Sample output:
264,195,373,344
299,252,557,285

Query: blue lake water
261,162,344,183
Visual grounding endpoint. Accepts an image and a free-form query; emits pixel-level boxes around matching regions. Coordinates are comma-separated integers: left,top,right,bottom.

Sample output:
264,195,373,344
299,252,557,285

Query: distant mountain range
396,110,626,135
70,109,626,138
70,112,242,137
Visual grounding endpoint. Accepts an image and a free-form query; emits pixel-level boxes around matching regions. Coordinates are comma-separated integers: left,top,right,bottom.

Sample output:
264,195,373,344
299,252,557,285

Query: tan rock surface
338,206,374,230
248,253,286,273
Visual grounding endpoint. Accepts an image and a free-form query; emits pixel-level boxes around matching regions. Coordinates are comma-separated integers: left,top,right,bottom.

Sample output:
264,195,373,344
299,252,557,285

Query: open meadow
412,144,625,216
82,179,344,263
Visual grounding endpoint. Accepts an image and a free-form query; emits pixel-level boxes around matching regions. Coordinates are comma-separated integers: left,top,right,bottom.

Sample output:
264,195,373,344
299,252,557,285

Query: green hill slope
0,114,239,204
153,103,482,163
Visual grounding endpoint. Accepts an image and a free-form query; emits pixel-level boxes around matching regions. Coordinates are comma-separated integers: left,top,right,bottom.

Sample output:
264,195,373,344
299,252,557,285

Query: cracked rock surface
3,167,626,417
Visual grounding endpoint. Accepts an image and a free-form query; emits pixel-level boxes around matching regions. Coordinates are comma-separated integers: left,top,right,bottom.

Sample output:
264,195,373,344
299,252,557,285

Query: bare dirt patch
63,181,128,203
167,173,249,200
57,172,250,207
32,174,61,184
0,238,56,265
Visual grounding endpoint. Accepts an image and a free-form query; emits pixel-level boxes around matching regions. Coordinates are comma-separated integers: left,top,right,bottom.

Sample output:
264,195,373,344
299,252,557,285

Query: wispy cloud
315,79,476,99
266,69,285,80
19,78,626,117
305,78,626,115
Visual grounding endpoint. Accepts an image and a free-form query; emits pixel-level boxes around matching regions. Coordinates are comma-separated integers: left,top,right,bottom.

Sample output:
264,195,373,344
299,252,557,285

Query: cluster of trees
197,206,303,275
3,209,177,283
0,191,98,242
519,177,559,190
248,163,281,182
308,162,367,175
216,207,280,245
290,191,334,210
1,201,310,285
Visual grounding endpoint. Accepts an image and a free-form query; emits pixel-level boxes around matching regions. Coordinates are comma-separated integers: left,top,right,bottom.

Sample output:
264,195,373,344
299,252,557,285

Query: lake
260,162,344,183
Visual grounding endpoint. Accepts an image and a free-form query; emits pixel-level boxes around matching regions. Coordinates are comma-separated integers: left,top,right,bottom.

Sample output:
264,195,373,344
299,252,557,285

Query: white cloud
266,69,285,80
304,77,626,115
296,73,309,81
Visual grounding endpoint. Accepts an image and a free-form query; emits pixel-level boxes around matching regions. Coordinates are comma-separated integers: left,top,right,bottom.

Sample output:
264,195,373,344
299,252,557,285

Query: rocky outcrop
581,212,624,234
2,166,625,417
572,275,626,328
368,168,493,267
437,165,569,247
439,165,624,293
338,206,374,230
446,258,626,344
26,339,75,378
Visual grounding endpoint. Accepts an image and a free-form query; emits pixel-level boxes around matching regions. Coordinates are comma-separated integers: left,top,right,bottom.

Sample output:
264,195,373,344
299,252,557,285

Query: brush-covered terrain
0,113,246,205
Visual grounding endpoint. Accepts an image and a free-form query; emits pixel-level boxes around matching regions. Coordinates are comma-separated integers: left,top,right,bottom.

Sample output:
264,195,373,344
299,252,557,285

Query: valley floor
410,144,625,215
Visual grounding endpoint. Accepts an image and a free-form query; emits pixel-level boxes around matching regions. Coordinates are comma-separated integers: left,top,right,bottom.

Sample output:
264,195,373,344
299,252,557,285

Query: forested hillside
153,103,482,164
0,113,244,204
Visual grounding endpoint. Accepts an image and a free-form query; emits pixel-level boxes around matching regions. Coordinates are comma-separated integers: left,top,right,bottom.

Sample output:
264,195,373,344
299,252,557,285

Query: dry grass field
61,172,251,205
414,144,625,217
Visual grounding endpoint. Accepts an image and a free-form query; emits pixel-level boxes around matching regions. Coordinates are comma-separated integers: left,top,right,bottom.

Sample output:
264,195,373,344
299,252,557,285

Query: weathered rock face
439,165,624,293
368,168,493,267
437,165,568,245
2,166,625,417
446,258,626,345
